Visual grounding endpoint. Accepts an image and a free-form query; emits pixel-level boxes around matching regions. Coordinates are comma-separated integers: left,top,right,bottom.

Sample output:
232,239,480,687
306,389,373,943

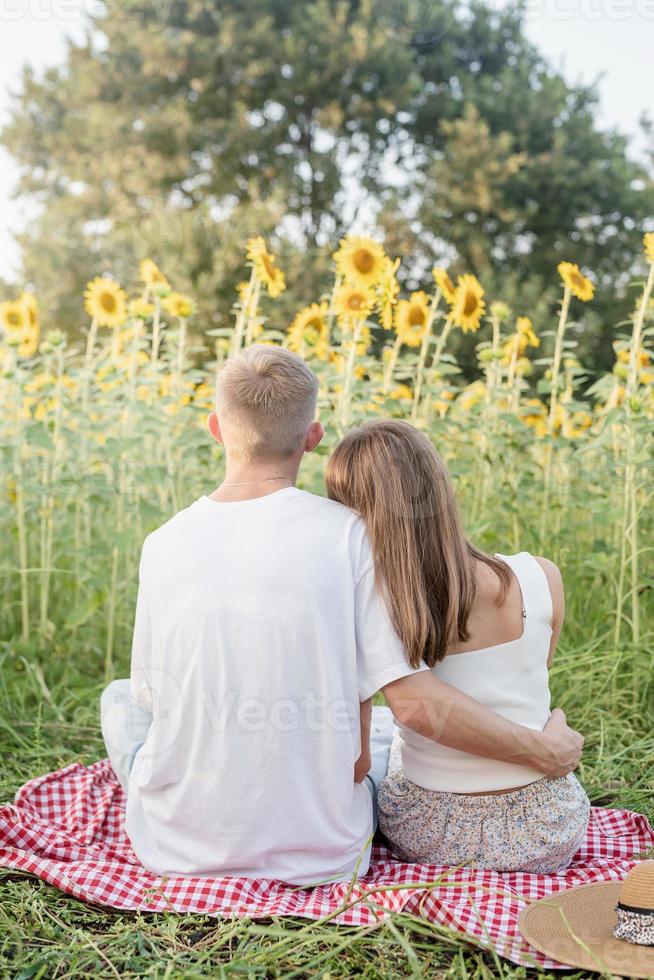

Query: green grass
1,633,652,980
3,217,654,975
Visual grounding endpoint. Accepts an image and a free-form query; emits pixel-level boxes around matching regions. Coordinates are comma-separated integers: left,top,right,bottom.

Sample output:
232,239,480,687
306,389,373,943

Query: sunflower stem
105,448,127,683
422,315,454,419
232,268,257,356
540,286,571,544
12,389,30,642
176,317,187,380
430,315,453,381
411,290,441,422
151,298,162,363
110,327,121,362
475,319,501,524
83,317,98,372
325,274,343,349
382,334,402,394
490,310,502,396
128,318,143,402
626,263,654,399
244,279,262,346
339,318,364,429
615,262,653,660
506,335,519,394
38,346,66,637
547,286,571,435
506,335,523,414
81,318,98,411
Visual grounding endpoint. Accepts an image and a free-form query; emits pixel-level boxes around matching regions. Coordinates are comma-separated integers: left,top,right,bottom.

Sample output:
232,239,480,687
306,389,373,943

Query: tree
2,0,652,373
3,0,417,332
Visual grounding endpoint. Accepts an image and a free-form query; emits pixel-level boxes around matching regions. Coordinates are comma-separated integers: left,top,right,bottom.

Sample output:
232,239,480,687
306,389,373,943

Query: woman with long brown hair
326,419,589,873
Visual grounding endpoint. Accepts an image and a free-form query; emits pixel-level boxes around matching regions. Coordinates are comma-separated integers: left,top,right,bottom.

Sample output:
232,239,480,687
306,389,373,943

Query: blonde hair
216,345,319,461
326,420,511,668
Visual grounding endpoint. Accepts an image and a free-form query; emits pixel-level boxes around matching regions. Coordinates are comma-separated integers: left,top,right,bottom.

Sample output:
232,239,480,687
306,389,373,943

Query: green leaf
65,591,106,630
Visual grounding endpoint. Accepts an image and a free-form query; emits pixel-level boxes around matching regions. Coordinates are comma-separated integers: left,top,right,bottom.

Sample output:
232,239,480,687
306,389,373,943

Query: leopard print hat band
614,905,654,947
614,863,654,946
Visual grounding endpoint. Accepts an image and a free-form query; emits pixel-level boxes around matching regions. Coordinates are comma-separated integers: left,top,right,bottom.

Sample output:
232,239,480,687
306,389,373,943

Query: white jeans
364,705,395,826
100,679,152,792
100,681,396,827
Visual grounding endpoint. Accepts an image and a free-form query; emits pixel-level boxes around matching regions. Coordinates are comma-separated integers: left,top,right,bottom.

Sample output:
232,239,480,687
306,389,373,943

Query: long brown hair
326,420,511,668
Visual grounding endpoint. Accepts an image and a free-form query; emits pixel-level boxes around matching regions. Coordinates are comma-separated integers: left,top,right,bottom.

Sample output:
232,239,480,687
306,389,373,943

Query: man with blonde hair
101,345,582,884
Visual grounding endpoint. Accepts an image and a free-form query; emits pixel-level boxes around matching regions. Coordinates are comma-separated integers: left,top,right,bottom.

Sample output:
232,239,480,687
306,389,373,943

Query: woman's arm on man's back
381,671,583,778
354,698,372,783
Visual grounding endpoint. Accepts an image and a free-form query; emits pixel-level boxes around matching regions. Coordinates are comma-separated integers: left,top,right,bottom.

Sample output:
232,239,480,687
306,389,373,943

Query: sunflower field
1,233,653,977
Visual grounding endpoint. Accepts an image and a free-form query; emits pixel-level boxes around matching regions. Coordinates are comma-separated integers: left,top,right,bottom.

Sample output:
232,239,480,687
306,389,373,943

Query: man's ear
304,420,324,453
207,412,224,445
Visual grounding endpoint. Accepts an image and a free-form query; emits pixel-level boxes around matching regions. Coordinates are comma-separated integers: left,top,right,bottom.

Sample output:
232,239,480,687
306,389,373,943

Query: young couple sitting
101,345,589,885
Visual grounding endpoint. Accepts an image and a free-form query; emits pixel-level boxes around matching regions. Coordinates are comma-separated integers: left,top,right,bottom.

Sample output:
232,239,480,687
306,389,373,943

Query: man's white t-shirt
125,487,423,885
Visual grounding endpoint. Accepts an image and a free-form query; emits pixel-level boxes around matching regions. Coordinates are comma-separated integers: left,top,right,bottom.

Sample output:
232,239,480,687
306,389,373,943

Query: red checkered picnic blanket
1,759,652,969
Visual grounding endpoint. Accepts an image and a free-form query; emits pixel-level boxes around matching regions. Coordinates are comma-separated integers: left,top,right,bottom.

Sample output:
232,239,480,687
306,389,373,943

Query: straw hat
519,862,654,977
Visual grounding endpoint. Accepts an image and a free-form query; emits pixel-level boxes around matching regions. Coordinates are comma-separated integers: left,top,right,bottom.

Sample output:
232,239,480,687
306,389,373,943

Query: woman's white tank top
397,552,553,792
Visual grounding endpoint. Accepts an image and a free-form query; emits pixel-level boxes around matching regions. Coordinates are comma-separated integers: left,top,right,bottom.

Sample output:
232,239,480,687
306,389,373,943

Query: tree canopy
3,0,653,371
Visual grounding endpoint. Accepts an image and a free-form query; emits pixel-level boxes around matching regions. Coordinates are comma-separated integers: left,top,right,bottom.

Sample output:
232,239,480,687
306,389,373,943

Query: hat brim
519,881,654,978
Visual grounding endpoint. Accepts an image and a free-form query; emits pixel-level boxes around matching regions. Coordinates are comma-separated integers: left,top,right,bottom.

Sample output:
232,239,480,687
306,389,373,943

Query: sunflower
456,381,487,412
644,233,654,264
516,316,540,350
389,383,413,401
111,326,147,363
139,258,170,290
246,237,286,298
333,284,374,322
520,398,548,436
376,256,400,330
84,277,128,328
434,389,455,417
501,336,519,365
20,292,39,331
395,291,430,347
0,296,40,357
333,236,385,289
128,297,155,320
562,409,593,440
24,373,57,396
95,363,123,393
162,292,195,318
490,301,511,322
617,347,650,368
193,382,215,411
452,275,486,333
432,267,457,306
337,323,371,357
0,299,29,334
18,327,40,359
287,302,330,359
234,281,260,322
557,262,594,302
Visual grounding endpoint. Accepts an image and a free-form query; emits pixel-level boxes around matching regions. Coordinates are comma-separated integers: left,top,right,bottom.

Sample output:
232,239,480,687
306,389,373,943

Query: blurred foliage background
2,0,653,377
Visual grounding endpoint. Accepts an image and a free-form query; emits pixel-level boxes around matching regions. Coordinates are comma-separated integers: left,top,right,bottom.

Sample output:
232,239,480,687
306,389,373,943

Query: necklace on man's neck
221,477,293,488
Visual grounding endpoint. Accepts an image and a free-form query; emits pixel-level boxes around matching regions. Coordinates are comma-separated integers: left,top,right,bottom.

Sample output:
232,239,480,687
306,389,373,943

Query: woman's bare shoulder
533,555,562,583
533,556,565,622
474,557,514,604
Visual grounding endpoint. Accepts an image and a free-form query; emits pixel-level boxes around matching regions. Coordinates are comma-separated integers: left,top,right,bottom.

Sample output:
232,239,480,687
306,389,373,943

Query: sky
0,2,651,279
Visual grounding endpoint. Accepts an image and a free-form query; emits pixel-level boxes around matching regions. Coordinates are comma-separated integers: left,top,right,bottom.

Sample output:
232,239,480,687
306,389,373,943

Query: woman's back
397,552,554,793
327,420,589,873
